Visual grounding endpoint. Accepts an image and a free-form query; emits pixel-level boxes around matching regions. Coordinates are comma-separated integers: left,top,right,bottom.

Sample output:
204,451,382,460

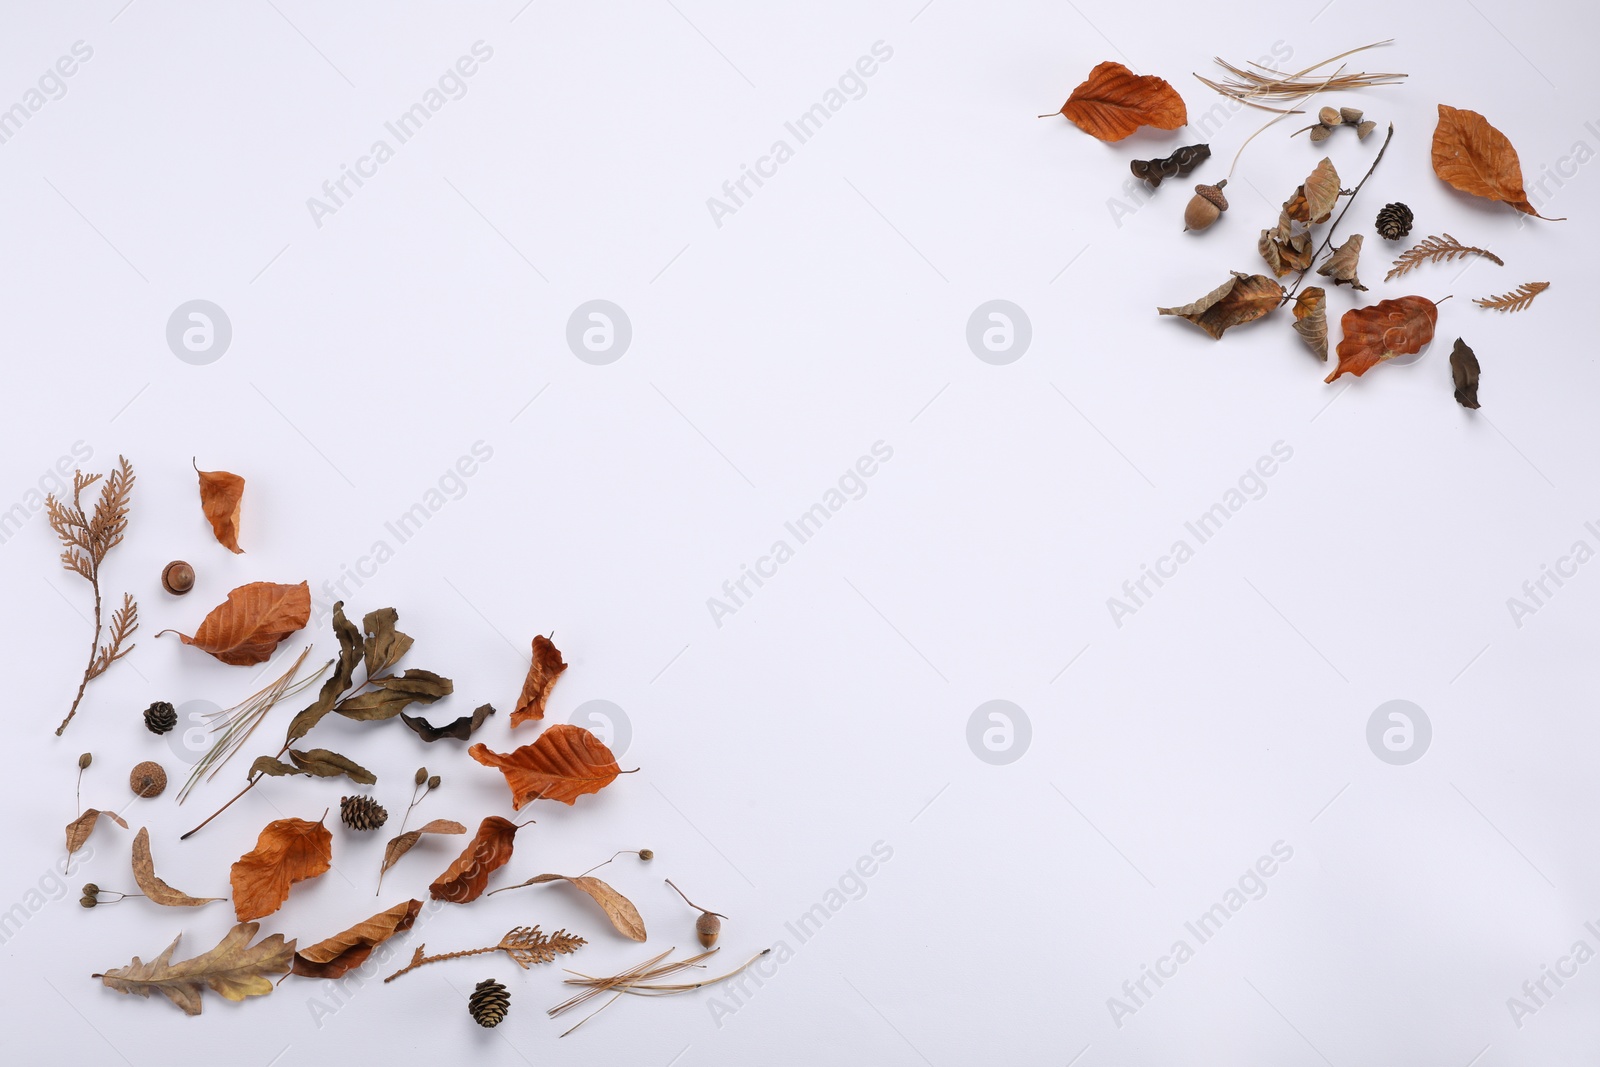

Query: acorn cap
130,761,167,798
1318,106,1341,125
1194,181,1228,210
1339,106,1364,124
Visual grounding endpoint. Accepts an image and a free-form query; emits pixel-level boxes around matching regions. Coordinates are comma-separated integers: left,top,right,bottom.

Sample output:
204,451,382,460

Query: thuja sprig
384,926,586,983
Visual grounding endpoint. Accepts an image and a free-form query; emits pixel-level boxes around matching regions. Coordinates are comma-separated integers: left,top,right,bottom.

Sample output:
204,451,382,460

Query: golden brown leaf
93,921,294,1016
1048,61,1186,142
230,816,332,921
1259,211,1315,277
470,724,627,808
160,581,310,666
66,808,126,856
195,461,245,554
1317,234,1367,291
1285,158,1341,224
1292,287,1329,361
428,816,523,904
1325,296,1439,383
1474,281,1550,313
380,819,467,878
132,827,223,907
512,635,567,727
292,899,423,978
510,874,646,942
1157,272,1285,340
1431,105,1562,219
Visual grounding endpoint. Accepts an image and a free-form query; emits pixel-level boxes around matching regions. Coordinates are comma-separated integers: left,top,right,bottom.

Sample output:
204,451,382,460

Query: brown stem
56,576,102,736
180,776,260,840
384,943,497,983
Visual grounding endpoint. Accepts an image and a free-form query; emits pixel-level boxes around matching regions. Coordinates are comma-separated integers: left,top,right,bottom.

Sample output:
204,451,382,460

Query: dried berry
1375,202,1414,240
1130,143,1210,188
161,560,195,596
469,978,510,1027
143,701,177,735
340,794,388,831
130,761,167,798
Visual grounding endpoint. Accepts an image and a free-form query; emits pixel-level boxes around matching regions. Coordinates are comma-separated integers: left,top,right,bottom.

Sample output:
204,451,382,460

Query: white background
1,1,1597,1064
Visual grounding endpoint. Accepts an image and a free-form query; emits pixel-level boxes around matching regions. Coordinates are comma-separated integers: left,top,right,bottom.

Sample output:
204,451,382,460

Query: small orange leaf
292,899,423,978
160,581,310,666
195,461,245,554
429,816,523,904
1291,287,1329,361
1048,61,1186,142
230,816,332,922
511,635,567,727
1431,105,1561,220
1325,296,1439,383
470,725,626,808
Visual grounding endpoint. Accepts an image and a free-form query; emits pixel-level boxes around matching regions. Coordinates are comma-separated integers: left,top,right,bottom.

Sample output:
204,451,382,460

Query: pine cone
1375,202,1413,240
469,978,509,1027
339,794,388,831
143,701,177,735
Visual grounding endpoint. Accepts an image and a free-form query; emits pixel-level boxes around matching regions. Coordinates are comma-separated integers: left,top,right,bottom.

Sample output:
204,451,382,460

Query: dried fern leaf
1474,282,1550,313
1385,234,1504,282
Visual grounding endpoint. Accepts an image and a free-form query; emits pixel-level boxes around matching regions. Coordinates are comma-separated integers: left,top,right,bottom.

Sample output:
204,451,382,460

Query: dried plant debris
1044,60,1186,141
93,922,294,1016
48,456,138,735
66,808,127,857
230,815,333,921
1375,202,1413,240
1286,157,1342,225
379,819,466,886
491,873,646,942
1131,143,1210,187
548,946,772,1037
1475,281,1549,313
292,900,422,979
1432,105,1564,220
665,879,727,948
1317,233,1367,290
1385,234,1503,281
402,702,495,742
429,816,526,904
177,647,325,803
1158,272,1284,339
1195,41,1405,112
471,724,631,807
512,635,567,726
1301,105,1377,142
194,461,245,554
1325,296,1440,383
1259,210,1314,276
159,581,310,666
386,925,585,983
248,748,375,787
1450,339,1481,409
1291,287,1329,360
131,827,223,906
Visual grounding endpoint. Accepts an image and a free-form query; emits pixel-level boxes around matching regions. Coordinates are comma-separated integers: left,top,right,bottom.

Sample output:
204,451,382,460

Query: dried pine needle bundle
549,946,770,1037
176,647,327,803
1196,41,1406,113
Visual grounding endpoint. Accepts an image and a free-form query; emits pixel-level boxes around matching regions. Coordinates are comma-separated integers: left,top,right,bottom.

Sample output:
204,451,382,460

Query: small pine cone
469,979,510,1028
143,701,177,735
339,795,388,831
1375,202,1413,240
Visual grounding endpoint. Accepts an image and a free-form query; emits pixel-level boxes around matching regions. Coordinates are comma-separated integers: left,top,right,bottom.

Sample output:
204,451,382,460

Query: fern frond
1474,281,1550,313
1385,234,1504,282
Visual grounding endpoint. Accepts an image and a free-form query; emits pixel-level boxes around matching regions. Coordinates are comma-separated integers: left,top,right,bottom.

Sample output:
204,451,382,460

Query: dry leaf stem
1284,123,1395,303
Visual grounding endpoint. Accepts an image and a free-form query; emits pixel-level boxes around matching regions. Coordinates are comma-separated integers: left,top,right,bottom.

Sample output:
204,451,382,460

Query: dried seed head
78,753,92,770
79,895,97,909
415,767,428,786
1339,106,1364,125
1318,105,1341,126
1356,120,1377,140
1309,124,1334,143
427,775,441,790
638,849,654,861
83,883,99,896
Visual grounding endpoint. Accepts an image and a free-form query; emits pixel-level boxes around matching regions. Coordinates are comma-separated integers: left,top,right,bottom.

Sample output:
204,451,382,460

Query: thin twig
1285,122,1396,302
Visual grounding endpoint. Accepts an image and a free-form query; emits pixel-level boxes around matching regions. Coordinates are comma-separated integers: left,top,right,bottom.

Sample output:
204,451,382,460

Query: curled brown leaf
230,816,332,922
1157,272,1285,340
402,703,496,743
195,461,245,554
380,819,467,879
132,827,223,906
512,635,567,727
292,899,423,978
1292,287,1329,361
66,808,126,856
1325,296,1439,383
470,725,628,808
497,874,646,942
428,816,523,904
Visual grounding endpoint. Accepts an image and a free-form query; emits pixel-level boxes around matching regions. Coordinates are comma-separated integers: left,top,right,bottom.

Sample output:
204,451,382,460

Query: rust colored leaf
66,808,126,856
132,827,223,906
1317,234,1367,291
1048,61,1186,142
1292,287,1329,361
230,816,332,921
93,922,293,1016
1285,158,1341,224
1451,338,1481,409
292,899,423,978
512,635,567,727
1325,296,1439,383
512,874,646,942
195,461,245,554
470,724,627,808
1431,105,1562,219
1158,272,1285,340
429,816,524,903
380,819,467,879
159,581,310,666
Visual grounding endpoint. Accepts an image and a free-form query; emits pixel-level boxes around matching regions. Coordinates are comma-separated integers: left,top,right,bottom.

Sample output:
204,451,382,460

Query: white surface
1,1,1597,1064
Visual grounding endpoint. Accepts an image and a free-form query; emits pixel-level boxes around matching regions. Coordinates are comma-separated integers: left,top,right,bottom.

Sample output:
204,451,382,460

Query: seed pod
83,883,99,896
1355,120,1377,140
1130,142,1210,188
1339,106,1364,125
638,849,654,862
78,752,93,770
1309,124,1334,143
161,560,195,596
414,767,428,786
469,978,510,1028
130,761,167,798
427,775,441,790
79,895,97,909
1183,180,1228,232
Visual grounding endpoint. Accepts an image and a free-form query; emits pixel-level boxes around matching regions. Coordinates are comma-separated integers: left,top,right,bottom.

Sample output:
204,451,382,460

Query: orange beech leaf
1047,61,1186,142
230,816,332,921
1431,105,1563,220
511,635,567,727
428,816,524,904
1325,296,1439,384
159,581,310,666
470,724,627,808
292,899,423,978
1158,272,1284,340
194,461,245,554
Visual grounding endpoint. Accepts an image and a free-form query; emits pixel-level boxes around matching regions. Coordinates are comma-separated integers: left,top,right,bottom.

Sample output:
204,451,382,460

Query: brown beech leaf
1325,296,1439,384
1048,61,1187,142
1285,157,1341,224
92,921,293,1016
429,816,523,904
402,703,496,743
1158,272,1285,340
159,581,310,666
1451,338,1482,409
66,808,127,856
334,669,453,721
132,827,223,907
1259,211,1315,277
230,816,333,922
1292,287,1329,361
1432,105,1562,219
470,724,627,808
512,635,567,727
292,899,423,978
194,461,245,554
518,874,646,942
380,819,467,878
1317,234,1367,291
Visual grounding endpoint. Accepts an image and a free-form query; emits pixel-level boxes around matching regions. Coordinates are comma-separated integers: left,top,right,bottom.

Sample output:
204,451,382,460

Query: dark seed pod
340,794,388,831
130,761,167,798
143,701,177,735
79,895,97,909
1130,142,1210,188
78,752,93,770
469,978,510,1027
1375,202,1414,240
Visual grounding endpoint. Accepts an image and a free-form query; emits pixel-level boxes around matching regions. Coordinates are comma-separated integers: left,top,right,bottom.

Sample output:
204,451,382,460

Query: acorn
666,879,728,949
161,560,195,596
130,761,167,798
1183,180,1228,232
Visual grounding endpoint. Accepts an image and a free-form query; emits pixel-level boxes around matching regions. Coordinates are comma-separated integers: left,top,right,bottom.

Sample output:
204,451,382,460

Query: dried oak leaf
194,461,244,554
429,816,523,904
402,703,496,743
1451,338,1481,409
292,899,423,979
1158,272,1285,340
512,635,567,727
335,669,453,721
132,827,223,906
470,724,627,808
249,748,376,785
1285,157,1341,225
1432,105,1562,219
380,819,467,879
230,816,333,922
515,874,646,942
159,581,310,666
1292,287,1329,361
1325,296,1439,384
1317,234,1367,291
93,921,293,1016
1049,61,1186,142
66,808,126,856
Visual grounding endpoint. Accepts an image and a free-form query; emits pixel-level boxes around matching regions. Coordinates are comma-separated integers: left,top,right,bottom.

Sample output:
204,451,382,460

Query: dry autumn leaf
1046,61,1186,142
380,819,467,881
230,815,333,921
1451,338,1481,409
1317,234,1367,291
470,725,628,808
292,899,423,979
1432,105,1563,219
402,703,496,743
132,827,223,907
195,461,245,554
66,808,126,856
512,635,567,727
1285,158,1342,225
1158,272,1285,340
248,748,376,785
159,581,310,666
429,816,524,904
1325,296,1439,383
1292,287,1329,361
1259,210,1315,277
496,874,646,942
93,921,294,1016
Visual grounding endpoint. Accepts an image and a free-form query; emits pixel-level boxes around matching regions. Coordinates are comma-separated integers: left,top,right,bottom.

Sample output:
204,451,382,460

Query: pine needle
548,946,771,1037
1196,41,1406,112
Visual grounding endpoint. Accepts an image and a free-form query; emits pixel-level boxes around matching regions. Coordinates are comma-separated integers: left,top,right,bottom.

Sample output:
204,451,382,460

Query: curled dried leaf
1432,104,1562,219
429,816,523,904
512,635,567,727
335,669,453,721
132,827,223,906
1291,287,1329,361
93,921,293,1016
1048,61,1187,141
1317,233,1367,291
380,819,467,879
402,703,496,743
230,816,333,922
159,581,310,666
470,725,628,808
361,608,413,678
1451,338,1481,409
499,874,646,942
1157,272,1284,340
194,462,245,554
1325,296,1439,383
1285,157,1341,224
292,899,423,979
66,808,127,856
1130,143,1210,187
1259,211,1314,277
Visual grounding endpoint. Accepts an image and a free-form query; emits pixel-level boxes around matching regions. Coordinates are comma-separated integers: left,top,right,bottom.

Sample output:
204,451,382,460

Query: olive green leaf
336,670,453,721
